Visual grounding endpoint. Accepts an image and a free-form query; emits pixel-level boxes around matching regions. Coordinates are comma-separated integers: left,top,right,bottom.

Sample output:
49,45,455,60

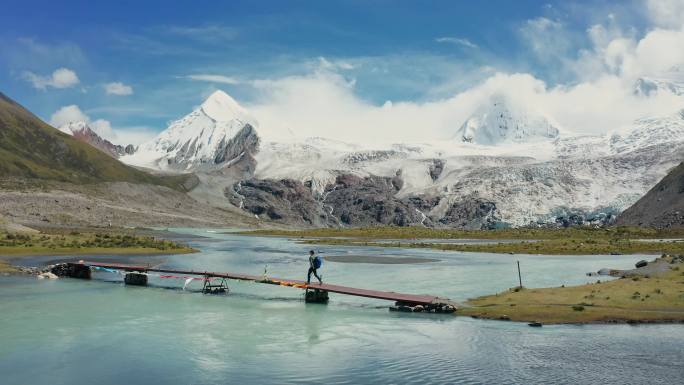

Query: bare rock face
227,178,332,226
323,174,424,226
437,199,500,229
428,159,444,181
228,172,503,229
214,124,260,164
617,162,684,228
123,144,137,155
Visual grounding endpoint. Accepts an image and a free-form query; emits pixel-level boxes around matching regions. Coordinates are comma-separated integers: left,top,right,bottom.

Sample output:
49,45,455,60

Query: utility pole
517,260,523,288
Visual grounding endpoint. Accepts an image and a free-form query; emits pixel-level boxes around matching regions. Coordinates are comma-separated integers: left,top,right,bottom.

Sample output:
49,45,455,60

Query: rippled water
1,230,683,385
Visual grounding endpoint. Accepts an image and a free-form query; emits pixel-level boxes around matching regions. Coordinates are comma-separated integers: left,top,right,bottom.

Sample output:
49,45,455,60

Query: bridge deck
84,261,440,305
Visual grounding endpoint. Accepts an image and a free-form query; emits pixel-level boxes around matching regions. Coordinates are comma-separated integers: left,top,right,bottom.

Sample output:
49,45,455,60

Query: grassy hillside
0,92,190,190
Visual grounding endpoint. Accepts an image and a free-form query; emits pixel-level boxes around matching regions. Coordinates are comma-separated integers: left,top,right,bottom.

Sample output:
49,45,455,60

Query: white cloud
246,17,684,144
317,57,356,70
114,127,159,145
49,105,119,142
518,17,575,68
186,74,240,84
104,81,134,95
435,36,478,48
49,105,89,127
160,24,238,43
89,119,115,139
22,67,80,89
646,0,684,29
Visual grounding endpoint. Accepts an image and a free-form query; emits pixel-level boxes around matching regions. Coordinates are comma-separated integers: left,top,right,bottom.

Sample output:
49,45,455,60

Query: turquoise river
1,229,683,384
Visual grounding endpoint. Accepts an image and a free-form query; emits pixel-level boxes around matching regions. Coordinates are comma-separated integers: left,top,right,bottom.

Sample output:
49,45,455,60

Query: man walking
306,250,323,285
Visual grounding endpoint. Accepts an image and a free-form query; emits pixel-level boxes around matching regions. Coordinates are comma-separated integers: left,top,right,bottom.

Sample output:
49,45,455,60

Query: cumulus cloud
435,36,478,48
49,105,154,145
104,82,134,95
49,105,89,127
646,0,684,29
246,17,684,144
50,105,115,141
22,67,80,89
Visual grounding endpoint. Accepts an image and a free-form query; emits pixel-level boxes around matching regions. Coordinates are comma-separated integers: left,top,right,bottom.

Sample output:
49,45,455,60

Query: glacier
119,89,684,228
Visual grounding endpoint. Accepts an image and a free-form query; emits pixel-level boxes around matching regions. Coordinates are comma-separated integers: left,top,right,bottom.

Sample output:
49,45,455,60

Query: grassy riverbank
459,255,684,324
244,226,684,240
0,230,197,273
301,238,684,255
244,227,684,255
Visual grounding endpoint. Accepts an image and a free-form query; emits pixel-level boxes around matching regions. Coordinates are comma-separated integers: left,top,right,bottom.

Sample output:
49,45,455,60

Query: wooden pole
517,260,522,288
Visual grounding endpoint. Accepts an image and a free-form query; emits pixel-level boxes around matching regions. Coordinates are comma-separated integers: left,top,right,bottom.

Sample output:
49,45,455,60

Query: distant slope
617,162,684,228
0,92,191,190
58,121,136,158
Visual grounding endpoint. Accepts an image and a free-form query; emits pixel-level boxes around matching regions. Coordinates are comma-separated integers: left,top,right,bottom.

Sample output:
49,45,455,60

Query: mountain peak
57,121,134,158
455,94,560,145
200,90,256,125
57,120,88,136
121,90,260,171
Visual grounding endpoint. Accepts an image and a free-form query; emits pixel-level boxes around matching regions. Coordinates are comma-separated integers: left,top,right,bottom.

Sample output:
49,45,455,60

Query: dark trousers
307,267,321,284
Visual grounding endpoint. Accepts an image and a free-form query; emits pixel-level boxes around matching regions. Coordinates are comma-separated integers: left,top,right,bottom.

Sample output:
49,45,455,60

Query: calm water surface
1,230,683,384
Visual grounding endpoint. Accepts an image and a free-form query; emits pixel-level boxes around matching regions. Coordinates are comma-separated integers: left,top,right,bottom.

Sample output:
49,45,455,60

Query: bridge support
51,263,91,279
305,289,329,304
203,277,229,294
124,272,148,286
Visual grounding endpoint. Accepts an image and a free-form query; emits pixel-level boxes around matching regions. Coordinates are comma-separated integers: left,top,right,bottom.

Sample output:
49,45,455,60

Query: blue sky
1,0,682,143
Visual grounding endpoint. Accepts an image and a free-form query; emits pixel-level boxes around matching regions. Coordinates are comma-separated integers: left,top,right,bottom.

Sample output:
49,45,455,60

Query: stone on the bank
37,272,58,280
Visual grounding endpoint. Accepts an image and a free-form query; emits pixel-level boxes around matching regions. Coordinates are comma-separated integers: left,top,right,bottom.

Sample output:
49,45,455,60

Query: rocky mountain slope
617,162,684,229
120,89,684,229
58,121,136,158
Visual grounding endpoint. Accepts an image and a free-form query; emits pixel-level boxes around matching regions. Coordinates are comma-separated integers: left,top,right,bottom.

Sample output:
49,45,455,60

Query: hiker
306,250,323,285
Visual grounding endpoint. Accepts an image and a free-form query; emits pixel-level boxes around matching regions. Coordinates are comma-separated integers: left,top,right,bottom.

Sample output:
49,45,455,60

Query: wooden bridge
57,261,456,313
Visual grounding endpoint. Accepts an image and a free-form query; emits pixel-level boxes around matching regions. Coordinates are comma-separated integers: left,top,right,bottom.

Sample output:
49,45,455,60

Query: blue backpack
313,256,322,269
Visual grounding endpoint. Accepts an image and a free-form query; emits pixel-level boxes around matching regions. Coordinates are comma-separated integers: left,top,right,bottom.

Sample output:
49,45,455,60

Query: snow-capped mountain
58,121,135,158
121,90,259,171
610,109,684,153
634,77,684,96
121,88,684,228
454,94,561,145
634,68,684,96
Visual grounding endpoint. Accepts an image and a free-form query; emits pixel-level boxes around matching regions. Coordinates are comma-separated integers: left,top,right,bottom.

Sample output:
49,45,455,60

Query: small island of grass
0,230,197,273
459,255,684,324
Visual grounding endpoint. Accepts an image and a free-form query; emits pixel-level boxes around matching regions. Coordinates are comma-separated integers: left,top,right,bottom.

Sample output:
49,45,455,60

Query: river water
1,230,683,384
